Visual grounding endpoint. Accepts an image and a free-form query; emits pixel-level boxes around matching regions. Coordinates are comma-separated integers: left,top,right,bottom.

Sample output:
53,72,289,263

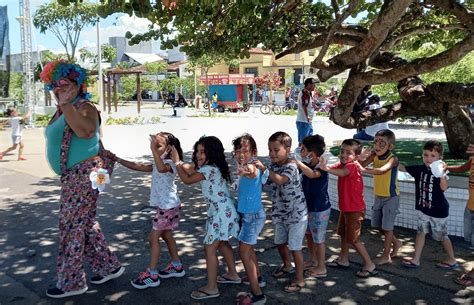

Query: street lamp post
96,18,103,108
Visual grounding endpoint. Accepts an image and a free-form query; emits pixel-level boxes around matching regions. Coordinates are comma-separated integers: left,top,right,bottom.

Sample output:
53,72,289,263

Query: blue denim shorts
238,209,266,245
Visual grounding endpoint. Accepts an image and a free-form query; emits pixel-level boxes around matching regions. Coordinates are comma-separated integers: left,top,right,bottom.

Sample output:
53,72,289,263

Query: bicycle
260,100,281,115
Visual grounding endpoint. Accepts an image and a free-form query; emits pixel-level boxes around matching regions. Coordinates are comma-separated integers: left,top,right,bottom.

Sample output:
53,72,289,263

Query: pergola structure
104,65,147,114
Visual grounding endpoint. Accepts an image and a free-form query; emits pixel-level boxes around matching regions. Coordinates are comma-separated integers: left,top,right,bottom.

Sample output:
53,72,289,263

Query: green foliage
144,61,168,74
9,73,24,103
157,76,205,97
79,44,117,66
104,115,160,125
120,75,154,100
33,0,99,61
34,113,53,127
0,71,9,98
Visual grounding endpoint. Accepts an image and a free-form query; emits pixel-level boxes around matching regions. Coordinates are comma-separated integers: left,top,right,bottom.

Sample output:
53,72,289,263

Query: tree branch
360,35,474,84
314,0,361,68
314,0,413,81
426,82,474,105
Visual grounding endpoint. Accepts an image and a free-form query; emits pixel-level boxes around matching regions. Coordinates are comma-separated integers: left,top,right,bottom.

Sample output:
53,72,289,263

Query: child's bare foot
18,156,27,161
391,239,402,258
373,257,392,265
303,260,317,271
305,266,327,278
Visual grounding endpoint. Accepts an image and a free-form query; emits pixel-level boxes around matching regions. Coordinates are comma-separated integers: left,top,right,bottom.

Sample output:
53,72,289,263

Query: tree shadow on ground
0,151,472,304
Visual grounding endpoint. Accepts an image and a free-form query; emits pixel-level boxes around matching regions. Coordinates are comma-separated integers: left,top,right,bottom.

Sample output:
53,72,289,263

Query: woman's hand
53,79,80,106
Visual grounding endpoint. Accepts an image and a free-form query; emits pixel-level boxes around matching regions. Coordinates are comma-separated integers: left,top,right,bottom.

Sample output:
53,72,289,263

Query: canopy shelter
105,65,146,114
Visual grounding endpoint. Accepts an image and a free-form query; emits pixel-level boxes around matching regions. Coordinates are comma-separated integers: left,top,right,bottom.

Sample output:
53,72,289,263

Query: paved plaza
0,104,472,304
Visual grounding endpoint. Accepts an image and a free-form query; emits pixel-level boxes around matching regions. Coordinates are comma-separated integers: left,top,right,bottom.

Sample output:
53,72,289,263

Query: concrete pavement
0,105,472,304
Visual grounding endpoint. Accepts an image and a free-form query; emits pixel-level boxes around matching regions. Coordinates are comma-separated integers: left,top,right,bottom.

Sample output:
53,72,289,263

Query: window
245,67,258,76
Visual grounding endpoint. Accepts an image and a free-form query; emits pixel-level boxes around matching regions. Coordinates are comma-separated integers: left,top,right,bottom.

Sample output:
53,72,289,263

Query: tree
33,1,98,61
79,43,117,67
66,0,474,157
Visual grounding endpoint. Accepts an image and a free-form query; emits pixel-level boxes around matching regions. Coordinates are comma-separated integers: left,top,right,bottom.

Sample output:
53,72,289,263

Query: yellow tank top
373,153,399,197
468,159,474,211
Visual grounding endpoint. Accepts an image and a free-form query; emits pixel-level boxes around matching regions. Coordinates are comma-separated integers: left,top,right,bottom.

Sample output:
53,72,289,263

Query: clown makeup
373,136,392,157
52,79,70,89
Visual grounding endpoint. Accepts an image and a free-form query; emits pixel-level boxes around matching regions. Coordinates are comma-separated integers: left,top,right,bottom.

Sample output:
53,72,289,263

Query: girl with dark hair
171,136,240,300
116,132,185,289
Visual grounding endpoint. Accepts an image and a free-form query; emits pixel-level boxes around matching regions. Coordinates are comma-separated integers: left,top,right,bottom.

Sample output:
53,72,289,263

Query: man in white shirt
296,78,316,145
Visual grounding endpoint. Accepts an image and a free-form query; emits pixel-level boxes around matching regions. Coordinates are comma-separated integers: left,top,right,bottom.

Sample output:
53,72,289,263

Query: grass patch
281,110,297,116
34,113,53,127
329,140,469,177
105,116,160,125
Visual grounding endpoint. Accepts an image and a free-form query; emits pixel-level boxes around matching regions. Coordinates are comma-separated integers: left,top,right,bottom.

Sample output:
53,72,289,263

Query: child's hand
359,147,373,162
236,164,251,176
170,146,180,163
467,144,474,155
319,156,328,171
253,159,266,172
355,160,366,172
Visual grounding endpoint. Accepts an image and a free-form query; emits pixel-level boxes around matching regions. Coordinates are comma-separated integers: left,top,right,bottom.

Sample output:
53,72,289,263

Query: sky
3,0,161,55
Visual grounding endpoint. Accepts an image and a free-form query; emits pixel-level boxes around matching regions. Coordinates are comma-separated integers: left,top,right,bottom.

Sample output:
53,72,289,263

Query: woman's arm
446,159,471,173
61,102,98,138
116,157,152,172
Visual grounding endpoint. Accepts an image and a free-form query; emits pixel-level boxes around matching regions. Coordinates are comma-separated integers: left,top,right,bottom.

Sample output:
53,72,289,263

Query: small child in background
400,140,458,269
255,131,308,293
116,132,185,289
293,134,330,278
232,134,267,305
319,139,377,278
0,107,30,161
358,129,402,265
171,136,240,300
446,144,474,249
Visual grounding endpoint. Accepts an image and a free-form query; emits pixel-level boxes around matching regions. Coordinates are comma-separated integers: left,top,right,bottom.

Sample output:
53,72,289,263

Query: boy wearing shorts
401,140,458,269
293,134,330,278
359,129,402,264
320,139,377,278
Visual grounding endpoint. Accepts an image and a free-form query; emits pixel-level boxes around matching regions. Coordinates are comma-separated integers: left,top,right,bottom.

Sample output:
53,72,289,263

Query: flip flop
454,274,474,287
216,275,242,284
272,266,295,278
304,270,327,278
327,260,350,269
436,262,461,270
190,289,220,300
284,282,305,293
402,260,419,269
356,268,378,278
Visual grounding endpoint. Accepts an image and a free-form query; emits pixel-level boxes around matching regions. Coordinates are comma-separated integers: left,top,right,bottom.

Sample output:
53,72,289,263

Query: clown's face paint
373,136,393,157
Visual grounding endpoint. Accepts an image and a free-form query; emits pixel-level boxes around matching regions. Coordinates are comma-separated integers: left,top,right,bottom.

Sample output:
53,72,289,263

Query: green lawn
329,140,469,177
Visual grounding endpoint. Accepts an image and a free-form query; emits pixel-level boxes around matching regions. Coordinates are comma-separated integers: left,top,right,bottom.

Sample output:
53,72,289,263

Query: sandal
216,275,241,284
272,266,295,278
356,268,378,278
284,282,305,293
190,289,220,300
327,260,350,269
454,274,474,287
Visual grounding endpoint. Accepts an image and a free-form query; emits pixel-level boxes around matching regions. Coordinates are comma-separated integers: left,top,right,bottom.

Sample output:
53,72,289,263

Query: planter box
327,173,469,237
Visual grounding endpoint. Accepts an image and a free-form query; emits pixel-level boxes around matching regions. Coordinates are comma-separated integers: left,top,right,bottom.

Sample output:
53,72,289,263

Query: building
7,50,49,73
109,36,154,67
0,5,10,97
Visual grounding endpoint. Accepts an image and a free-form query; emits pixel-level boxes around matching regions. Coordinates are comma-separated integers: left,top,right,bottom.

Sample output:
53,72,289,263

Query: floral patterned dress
198,165,240,244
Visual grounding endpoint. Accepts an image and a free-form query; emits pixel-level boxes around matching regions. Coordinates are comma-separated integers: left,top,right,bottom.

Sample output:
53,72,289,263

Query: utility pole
96,18,103,108
18,0,35,127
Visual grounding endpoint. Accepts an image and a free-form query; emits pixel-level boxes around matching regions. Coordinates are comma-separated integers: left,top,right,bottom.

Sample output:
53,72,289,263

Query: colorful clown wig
40,60,89,94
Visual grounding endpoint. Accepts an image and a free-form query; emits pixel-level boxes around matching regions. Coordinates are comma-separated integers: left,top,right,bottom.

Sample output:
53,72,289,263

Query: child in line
358,129,402,265
400,140,458,269
449,144,474,287
116,132,185,289
255,131,308,293
0,107,30,161
232,134,267,305
446,144,474,249
319,139,377,278
293,134,330,278
171,136,240,300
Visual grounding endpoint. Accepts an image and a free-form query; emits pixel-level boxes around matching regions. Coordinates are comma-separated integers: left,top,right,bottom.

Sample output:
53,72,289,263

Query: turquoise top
237,169,264,214
45,111,99,175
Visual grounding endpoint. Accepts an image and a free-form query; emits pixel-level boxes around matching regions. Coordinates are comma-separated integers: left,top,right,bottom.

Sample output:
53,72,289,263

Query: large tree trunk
439,104,471,157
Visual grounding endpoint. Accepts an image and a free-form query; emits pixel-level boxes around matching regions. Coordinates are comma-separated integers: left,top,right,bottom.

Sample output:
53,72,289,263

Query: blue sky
4,0,159,55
